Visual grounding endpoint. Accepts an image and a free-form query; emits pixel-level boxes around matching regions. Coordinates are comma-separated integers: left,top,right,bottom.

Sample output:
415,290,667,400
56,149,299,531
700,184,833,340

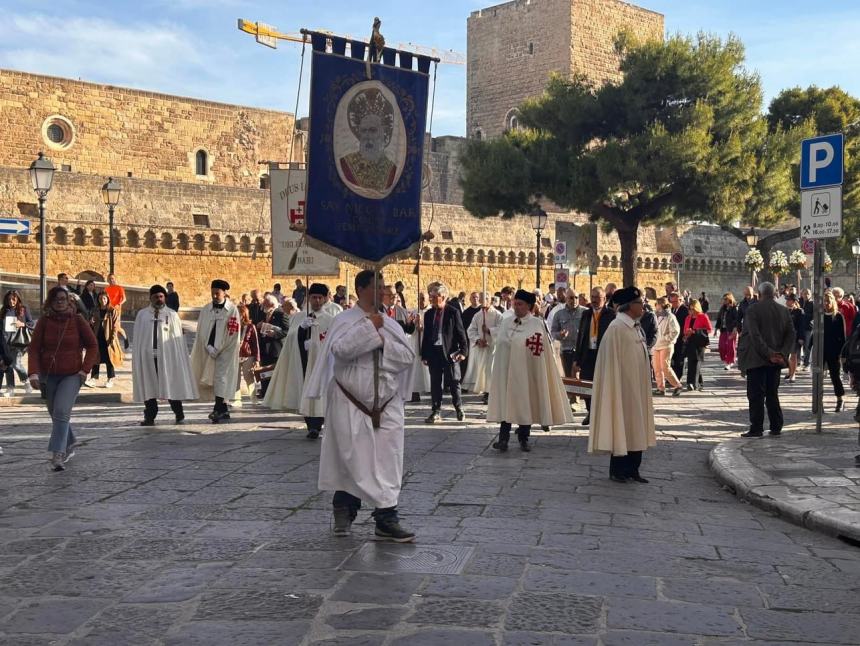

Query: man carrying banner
190,279,241,423
462,292,503,405
132,285,198,426
488,290,573,451
264,283,335,439
304,270,416,542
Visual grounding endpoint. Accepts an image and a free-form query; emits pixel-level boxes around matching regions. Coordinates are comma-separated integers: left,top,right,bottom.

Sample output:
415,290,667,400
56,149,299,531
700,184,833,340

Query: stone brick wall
0,69,297,189
467,0,664,140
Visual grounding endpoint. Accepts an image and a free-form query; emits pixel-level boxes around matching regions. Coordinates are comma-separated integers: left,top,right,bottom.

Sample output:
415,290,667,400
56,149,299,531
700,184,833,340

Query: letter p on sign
800,133,844,190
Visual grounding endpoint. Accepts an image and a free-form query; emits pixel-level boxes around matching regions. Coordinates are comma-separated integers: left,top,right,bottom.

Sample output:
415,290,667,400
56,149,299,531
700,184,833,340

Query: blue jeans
44,374,81,454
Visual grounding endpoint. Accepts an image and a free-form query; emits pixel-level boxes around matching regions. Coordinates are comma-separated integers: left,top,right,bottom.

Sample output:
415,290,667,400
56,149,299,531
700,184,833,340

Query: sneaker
84,378,96,388
671,387,683,397
425,410,441,424
740,431,763,438
374,519,416,543
24,382,33,395
50,452,65,471
455,408,465,421
64,447,76,463
332,507,352,536
104,379,114,389
2,388,12,398
724,364,731,371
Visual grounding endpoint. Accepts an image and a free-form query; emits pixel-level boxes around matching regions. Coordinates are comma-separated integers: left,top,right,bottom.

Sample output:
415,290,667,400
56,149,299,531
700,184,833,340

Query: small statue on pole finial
368,17,385,63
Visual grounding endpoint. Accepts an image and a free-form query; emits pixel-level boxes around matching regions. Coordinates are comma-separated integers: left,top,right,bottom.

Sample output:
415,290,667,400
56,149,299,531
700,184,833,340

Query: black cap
612,286,643,307
211,279,230,291
308,283,329,297
514,289,536,307
149,284,167,296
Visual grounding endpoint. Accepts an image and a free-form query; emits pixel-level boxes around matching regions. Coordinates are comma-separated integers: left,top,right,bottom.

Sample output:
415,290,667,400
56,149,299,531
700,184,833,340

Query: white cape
131,306,198,402
462,307,503,393
304,306,414,508
409,306,430,394
190,299,241,400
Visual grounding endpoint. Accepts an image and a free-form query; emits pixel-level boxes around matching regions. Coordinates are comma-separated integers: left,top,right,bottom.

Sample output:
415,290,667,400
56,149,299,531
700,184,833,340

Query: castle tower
467,0,664,140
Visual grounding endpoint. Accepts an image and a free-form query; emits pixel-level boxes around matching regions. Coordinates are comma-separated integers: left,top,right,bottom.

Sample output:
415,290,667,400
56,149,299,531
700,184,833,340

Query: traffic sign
670,251,684,265
800,133,844,189
553,240,567,265
801,238,815,254
0,218,30,235
801,185,842,239
555,268,570,289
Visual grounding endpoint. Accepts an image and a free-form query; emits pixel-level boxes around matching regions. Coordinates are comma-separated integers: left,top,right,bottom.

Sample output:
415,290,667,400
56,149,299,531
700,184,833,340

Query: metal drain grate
341,543,475,574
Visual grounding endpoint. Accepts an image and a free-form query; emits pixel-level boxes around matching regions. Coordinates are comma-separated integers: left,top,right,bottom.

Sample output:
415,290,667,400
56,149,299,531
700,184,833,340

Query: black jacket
574,306,615,377
166,292,180,312
823,312,846,360
640,309,657,349
381,304,416,335
461,305,482,332
420,304,468,364
258,310,288,365
716,305,740,334
671,304,690,353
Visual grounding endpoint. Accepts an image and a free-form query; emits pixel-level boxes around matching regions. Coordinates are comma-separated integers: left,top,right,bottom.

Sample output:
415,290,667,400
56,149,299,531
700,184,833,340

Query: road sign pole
38,196,47,307
812,240,824,431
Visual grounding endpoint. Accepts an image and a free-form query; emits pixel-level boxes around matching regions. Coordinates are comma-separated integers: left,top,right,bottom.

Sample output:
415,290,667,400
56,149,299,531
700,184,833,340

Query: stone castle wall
0,69,297,188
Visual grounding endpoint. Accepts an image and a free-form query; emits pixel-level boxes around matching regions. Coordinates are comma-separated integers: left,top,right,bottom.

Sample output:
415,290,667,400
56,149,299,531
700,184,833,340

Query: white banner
270,168,339,276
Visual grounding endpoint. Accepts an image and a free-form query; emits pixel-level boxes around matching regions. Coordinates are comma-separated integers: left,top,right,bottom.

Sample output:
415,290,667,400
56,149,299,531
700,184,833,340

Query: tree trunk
617,223,639,287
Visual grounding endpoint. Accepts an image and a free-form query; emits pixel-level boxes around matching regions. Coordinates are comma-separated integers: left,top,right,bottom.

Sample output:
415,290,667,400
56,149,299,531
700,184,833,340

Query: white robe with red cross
487,312,573,427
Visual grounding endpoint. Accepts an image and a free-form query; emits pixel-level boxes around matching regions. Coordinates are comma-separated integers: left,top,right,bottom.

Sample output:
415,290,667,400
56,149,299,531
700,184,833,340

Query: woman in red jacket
683,298,713,391
28,287,98,471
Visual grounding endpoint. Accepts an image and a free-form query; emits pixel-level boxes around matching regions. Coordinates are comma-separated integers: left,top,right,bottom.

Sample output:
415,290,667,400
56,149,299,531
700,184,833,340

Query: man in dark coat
573,286,616,426
420,283,468,423
668,291,689,382
381,284,416,335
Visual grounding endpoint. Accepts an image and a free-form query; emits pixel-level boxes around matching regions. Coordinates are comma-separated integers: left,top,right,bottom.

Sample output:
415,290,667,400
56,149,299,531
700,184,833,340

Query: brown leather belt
336,380,393,429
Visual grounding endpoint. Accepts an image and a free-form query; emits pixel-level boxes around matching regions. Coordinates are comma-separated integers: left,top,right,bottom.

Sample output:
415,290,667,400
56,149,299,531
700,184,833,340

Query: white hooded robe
132,306,198,402
190,299,241,400
462,306,503,394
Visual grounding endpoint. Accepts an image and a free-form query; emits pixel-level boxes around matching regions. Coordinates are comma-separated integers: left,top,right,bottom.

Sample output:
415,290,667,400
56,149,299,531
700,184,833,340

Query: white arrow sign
0,218,31,235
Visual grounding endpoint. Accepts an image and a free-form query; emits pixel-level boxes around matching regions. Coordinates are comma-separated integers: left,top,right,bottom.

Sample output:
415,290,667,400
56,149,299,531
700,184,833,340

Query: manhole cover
342,543,474,574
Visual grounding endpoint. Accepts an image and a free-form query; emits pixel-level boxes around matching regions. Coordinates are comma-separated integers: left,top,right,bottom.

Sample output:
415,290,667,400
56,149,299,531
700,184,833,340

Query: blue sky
0,0,858,137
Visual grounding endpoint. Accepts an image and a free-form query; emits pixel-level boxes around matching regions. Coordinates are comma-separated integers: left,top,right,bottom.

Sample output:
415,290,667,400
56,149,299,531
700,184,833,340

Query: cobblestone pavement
2,362,860,645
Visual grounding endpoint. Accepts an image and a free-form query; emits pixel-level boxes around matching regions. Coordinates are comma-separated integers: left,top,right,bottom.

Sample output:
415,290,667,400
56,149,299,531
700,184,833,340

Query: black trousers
560,350,576,378
499,422,531,443
91,357,115,380
332,491,398,523
686,348,705,387
824,354,845,397
671,346,685,385
609,451,643,478
428,347,462,410
144,398,184,421
579,351,597,412
746,366,783,434
305,416,324,431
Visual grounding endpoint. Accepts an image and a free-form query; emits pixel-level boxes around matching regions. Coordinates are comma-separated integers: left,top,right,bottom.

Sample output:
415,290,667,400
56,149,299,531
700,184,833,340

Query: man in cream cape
589,286,656,483
132,285,198,426
303,270,416,542
264,283,335,439
462,292,503,405
487,289,573,452
407,291,431,403
190,279,241,423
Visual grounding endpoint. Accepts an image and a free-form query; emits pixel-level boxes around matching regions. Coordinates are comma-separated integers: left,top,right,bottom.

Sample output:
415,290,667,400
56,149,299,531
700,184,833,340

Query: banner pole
372,266,381,428
814,241,825,432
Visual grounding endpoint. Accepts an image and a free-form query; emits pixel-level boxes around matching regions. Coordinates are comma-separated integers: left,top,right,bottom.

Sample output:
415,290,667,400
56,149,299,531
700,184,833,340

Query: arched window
144,231,157,249
195,149,208,176
433,247,442,262
177,233,190,250
209,234,222,251
240,235,251,253
225,235,237,252
466,249,475,264
421,246,431,261
127,230,140,248
73,228,86,246
53,226,68,245
254,236,266,253
477,250,486,264
91,229,104,247
193,234,205,251
160,232,174,249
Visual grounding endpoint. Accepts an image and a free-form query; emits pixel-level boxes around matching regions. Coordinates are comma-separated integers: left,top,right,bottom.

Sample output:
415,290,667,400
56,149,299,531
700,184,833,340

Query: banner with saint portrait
304,32,431,266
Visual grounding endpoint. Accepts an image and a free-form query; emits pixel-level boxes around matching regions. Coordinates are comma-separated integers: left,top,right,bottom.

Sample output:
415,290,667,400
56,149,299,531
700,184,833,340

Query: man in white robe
462,292,502,405
408,291,430,403
264,283,335,439
589,287,657,483
190,279,241,423
303,270,416,542
132,285,198,426
487,290,573,452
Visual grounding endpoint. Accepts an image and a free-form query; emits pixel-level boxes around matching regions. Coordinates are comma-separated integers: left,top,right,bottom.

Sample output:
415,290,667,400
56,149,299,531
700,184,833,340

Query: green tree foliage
767,86,860,257
460,33,806,286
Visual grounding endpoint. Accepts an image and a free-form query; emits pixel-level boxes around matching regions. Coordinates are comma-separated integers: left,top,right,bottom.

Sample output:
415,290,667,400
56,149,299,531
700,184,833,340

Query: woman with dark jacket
1,290,35,396
257,294,288,367
822,291,846,412
28,287,99,471
683,298,713,391
714,292,740,370
86,292,124,389
79,280,99,319
784,294,805,383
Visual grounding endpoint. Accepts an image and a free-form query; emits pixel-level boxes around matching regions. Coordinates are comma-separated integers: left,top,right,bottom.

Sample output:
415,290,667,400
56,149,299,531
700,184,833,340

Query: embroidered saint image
334,81,407,200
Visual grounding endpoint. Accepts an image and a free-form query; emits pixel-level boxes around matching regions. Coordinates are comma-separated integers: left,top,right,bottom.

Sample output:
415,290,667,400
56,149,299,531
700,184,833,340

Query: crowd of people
7,268,860,536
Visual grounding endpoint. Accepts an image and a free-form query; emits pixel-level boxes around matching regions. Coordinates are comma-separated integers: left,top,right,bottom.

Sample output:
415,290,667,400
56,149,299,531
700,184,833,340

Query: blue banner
305,44,430,265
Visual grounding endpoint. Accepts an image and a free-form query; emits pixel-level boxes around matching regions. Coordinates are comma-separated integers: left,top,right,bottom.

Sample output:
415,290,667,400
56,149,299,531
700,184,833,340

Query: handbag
9,326,32,349
689,329,710,349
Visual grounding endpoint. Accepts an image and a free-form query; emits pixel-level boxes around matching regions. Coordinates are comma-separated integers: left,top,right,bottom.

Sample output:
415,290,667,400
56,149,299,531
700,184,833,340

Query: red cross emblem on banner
290,200,306,226
319,331,327,343
226,317,240,336
525,332,544,357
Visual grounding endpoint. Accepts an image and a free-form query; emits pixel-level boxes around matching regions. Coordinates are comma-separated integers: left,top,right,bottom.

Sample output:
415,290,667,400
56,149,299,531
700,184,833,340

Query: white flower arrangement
823,253,833,274
768,250,789,275
744,248,764,271
788,249,807,271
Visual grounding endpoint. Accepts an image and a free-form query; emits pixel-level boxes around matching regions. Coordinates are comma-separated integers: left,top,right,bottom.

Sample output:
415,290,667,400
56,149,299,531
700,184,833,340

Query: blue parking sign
800,133,843,189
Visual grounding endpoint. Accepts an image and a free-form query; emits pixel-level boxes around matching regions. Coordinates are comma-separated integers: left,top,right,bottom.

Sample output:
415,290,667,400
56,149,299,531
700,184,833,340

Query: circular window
41,115,75,150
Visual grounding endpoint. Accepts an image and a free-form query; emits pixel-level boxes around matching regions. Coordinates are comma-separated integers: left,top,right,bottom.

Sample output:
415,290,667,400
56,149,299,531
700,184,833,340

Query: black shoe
855,454,860,466
740,431,763,438
768,430,782,436
211,411,230,424
175,416,185,425
631,475,649,483
332,507,352,536
696,385,704,392
307,429,320,440
455,408,465,421
425,410,441,424
686,384,694,391
610,475,630,483
541,426,550,433
836,399,844,413
492,439,508,452
519,440,531,452
207,411,217,421
410,393,421,403
581,415,590,427
140,419,155,427
653,389,665,396
672,387,682,397
374,519,416,543
482,393,489,405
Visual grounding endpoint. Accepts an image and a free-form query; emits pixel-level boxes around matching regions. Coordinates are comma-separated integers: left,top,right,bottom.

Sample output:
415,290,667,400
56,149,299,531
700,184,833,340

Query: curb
709,440,860,544
0,392,132,407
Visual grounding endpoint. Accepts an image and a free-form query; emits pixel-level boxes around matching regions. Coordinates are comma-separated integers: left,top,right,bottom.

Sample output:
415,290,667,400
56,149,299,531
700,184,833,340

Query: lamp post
852,239,860,294
28,152,55,306
529,204,548,289
745,227,759,288
101,177,122,275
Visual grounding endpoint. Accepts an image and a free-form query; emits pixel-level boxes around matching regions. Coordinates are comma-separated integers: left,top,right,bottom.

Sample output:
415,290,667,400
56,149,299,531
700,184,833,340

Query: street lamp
101,177,122,275
29,152,55,306
745,227,759,288
852,239,860,293
529,203,548,289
